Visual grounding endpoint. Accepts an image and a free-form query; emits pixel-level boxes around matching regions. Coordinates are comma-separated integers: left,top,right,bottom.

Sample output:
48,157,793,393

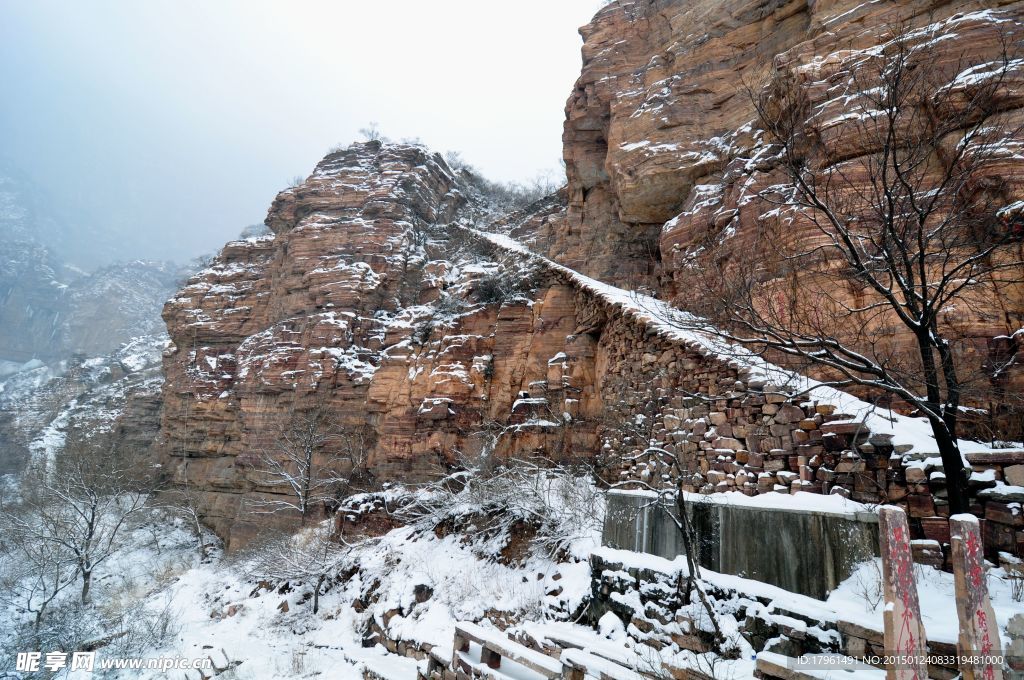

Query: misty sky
0,0,603,265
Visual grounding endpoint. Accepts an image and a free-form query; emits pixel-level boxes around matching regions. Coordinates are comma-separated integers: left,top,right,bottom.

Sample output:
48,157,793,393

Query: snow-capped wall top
468,227,1020,460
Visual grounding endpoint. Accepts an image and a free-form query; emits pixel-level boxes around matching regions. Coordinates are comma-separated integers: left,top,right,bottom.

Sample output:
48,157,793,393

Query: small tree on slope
251,524,349,615
252,401,371,526
5,433,155,604
0,511,78,632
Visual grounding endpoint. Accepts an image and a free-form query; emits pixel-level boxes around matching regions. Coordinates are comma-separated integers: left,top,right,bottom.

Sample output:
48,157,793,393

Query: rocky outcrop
158,143,599,547
562,0,1024,275
562,0,813,268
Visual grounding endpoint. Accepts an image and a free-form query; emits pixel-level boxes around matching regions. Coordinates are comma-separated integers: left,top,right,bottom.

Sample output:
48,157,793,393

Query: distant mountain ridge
0,160,147,269
0,165,186,364
0,166,188,478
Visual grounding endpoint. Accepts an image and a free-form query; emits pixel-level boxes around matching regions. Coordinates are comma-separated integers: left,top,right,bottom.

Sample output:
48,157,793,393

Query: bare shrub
471,255,543,306
398,455,605,559
359,122,384,142
248,523,351,614
852,559,884,612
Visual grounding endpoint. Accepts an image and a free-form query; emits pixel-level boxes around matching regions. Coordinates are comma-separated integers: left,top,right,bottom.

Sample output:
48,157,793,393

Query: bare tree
0,512,78,632
601,395,726,646
669,20,1024,514
164,481,213,561
398,450,605,560
249,524,351,615
6,433,156,604
359,122,383,142
252,403,371,526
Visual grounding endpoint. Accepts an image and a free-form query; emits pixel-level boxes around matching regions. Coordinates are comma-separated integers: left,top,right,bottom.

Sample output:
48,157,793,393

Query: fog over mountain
0,0,601,266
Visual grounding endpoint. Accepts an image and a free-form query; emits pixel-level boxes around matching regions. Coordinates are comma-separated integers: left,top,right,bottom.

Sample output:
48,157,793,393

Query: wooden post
452,630,470,673
561,661,586,680
455,630,470,652
950,514,1004,680
879,506,929,680
480,645,501,669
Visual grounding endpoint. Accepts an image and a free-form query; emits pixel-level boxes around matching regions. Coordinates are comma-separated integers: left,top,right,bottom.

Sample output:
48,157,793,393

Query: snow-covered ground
1,484,1007,680
830,557,1024,647
36,496,596,679
122,528,588,679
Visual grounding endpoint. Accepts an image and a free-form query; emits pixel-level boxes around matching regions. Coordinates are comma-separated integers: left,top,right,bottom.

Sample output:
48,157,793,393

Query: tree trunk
301,445,314,528
916,332,969,515
313,574,326,614
81,570,92,604
931,417,969,515
674,482,723,644
934,331,968,514
190,512,208,559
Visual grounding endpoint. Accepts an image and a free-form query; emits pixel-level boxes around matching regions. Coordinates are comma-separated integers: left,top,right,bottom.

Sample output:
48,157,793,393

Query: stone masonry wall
468,230,1024,565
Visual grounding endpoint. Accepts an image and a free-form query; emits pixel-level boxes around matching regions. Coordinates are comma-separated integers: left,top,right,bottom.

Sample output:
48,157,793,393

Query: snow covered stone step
453,622,562,679
360,652,420,680
422,646,452,679
559,648,648,680
516,622,651,680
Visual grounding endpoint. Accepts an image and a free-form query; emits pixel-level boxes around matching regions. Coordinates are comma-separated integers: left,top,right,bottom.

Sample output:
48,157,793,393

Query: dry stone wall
468,230,1024,564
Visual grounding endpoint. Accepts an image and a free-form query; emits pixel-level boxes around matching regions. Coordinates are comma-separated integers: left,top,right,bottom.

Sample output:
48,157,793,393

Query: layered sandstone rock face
560,0,814,285
162,1,1024,548
158,143,605,547
562,0,1024,432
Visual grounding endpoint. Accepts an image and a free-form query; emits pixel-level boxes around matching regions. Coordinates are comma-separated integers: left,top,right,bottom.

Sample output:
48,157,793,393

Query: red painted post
879,505,929,680
950,513,1004,680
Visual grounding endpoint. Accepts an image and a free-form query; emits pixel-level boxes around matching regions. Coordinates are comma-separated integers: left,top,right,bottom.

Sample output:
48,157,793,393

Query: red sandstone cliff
160,0,1024,548
159,144,603,547
560,0,1024,428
